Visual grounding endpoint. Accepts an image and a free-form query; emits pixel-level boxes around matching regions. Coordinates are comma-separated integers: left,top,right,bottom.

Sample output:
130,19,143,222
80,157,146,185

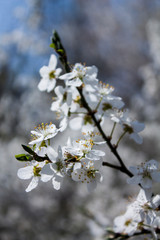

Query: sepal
15,154,33,162
22,144,35,155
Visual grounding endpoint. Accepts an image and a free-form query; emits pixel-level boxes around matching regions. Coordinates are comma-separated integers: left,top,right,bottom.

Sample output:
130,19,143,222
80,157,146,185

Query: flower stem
94,97,102,111
110,122,117,139
70,112,86,114
116,131,127,148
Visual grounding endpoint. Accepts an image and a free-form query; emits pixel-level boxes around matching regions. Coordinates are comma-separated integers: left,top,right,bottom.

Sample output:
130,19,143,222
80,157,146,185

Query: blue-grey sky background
1,1,160,240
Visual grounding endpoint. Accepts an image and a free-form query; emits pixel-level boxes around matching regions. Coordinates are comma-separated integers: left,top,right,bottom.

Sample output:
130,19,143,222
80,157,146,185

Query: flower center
49,70,56,79
125,219,132,226
123,124,134,134
142,169,152,179
33,166,41,176
87,169,96,179
56,160,64,172
63,92,67,102
102,103,112,111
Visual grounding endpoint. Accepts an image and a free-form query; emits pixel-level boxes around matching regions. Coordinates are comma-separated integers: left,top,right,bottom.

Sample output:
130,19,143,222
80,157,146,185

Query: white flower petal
145,159,158,170
17,166,33,180
50,100,61,112
95,172,103,183
128,166,140,175
69,117,83,130
152,195,160,209
29,135,43,145
141,177,152,189
46,79,56,92
54,85,64,98
55,68,62,76
48,54,57,70
41,174,53,182
132,122,145,132
39,66,49,77
81,124,94,135
91,150,105,157
52,174,63,190
59,72,77,80
72,169,85,182
130,133,143,144
86,65,98,78
41,164,54,182
59,117,68,132
127,175,142,185
151,171,160,182
47,146,58,162
73,162,81,171
38,79,48,91
67,78,82,87
35,146,47,157
25,177,39,192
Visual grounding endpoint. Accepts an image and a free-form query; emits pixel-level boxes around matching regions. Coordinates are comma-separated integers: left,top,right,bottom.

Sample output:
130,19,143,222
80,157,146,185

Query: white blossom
113,207,140,236
127,159,160,188
59,63,98,87
71,159,103,192
17,161,45,192
64,138,105,161
38,54,62,92
41,146,65,190
29,123,59,145
113,189,160,236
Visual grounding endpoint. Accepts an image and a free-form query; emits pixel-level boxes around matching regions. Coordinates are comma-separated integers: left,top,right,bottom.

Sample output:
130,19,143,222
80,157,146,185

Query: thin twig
51,31,133,178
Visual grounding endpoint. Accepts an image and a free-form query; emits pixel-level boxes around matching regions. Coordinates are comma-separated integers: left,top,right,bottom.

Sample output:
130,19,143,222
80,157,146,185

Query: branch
106,228,160,240
102,161,132,177
51,30,133,178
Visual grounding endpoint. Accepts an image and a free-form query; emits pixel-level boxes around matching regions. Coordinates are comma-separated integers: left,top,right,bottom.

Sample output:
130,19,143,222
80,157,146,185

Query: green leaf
57,49,64,54
50,43,56,49
15,154,33,162
21,145,34,155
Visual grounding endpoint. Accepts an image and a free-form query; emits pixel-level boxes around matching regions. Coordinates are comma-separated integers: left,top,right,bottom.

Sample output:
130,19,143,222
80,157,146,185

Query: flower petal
38,79,48,91
41,164,54,182
52,174,63,190
39,66,49,77
127,175,142,185
25,177,39,192
69,117,83,130
17,166,33,180
48,54,57,70
141,177,152,189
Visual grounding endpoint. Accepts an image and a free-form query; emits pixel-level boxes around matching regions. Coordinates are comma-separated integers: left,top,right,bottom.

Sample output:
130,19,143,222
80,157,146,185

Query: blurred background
1,0,160,239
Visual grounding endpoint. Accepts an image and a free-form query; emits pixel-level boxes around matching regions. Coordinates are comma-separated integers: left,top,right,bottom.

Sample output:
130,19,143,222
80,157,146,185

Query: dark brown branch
107,228,160,239
51,31,133,178
77,87,133,178
102,161,133,177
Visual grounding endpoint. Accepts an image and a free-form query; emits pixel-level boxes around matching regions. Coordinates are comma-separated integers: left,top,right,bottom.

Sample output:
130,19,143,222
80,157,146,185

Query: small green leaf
50,43,56,49
57,49,64,54
21,145,34,155
15,154,33,162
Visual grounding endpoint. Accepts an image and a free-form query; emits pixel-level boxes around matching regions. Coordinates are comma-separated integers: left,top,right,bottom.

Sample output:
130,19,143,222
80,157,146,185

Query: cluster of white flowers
114,188,160,238
38,54,144,139
16,53,160,239
114,159,160,239
18,122,104,192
